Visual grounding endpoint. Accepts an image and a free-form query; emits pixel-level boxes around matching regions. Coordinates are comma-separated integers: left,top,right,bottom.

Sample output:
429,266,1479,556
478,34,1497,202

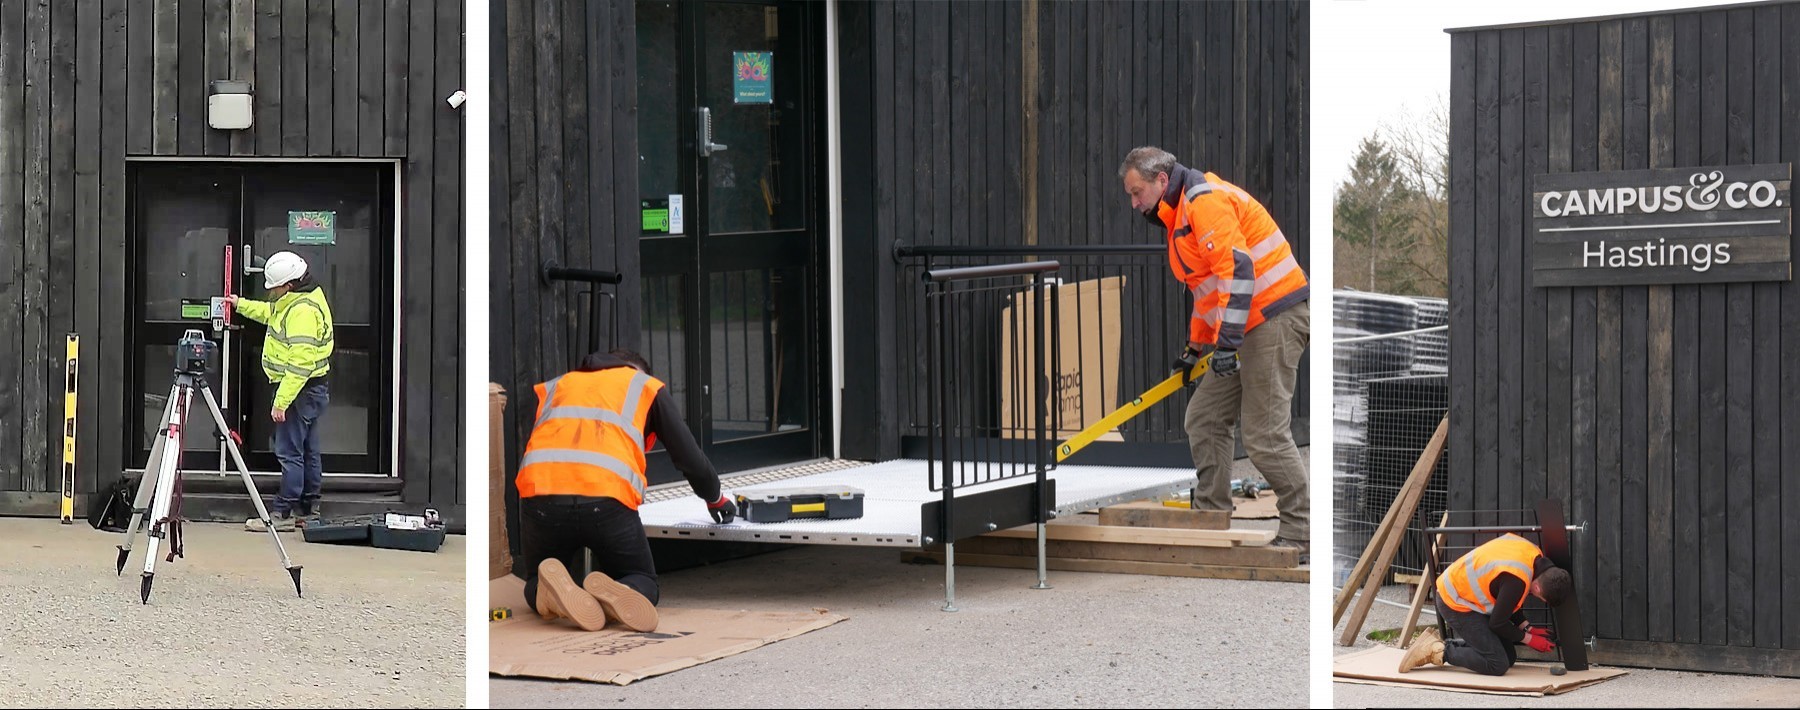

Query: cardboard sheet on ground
1332,646,1628,697
488,576,847,685
1233,490,1278,519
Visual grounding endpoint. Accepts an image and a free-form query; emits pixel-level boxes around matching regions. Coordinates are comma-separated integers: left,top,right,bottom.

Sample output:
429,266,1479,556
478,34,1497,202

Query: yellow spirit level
1054,353,1211,463
60,334,78,524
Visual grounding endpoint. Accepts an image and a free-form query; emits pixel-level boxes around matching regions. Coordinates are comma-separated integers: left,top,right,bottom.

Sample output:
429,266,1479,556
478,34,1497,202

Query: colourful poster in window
734,51,772,105
288,211,336,245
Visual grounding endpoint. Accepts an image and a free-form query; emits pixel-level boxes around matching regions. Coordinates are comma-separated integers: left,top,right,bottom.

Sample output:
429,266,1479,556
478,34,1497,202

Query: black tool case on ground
370,513,446,553
734,486,866,524
301,515,374,544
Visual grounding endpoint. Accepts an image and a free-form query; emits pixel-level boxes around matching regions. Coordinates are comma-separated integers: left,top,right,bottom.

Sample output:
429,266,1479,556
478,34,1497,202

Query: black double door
129,162,393,476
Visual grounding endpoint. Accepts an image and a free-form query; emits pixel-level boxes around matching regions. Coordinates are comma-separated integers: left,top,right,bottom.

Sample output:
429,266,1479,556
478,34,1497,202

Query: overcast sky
1313,0,1741,192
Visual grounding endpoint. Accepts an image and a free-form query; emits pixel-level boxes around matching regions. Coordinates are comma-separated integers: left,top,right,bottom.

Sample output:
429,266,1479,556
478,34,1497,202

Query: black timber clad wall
489,0,639,522
489,0,1308,473
0,0,465,518
840,0,1311,459
1448,2,1800,675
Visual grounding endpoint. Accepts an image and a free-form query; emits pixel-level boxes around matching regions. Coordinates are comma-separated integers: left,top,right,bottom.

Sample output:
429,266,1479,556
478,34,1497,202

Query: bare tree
1382,98,1450,296
1332,98,1451,298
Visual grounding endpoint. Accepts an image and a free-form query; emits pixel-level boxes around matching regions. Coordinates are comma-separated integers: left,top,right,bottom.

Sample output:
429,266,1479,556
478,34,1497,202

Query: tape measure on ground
490,607,512,621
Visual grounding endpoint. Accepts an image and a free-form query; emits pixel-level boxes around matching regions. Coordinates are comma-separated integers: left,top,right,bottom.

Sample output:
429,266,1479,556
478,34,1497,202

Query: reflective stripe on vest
533,371,654,451
1436,534,1541,615
517,447,647,501
517,368,661,506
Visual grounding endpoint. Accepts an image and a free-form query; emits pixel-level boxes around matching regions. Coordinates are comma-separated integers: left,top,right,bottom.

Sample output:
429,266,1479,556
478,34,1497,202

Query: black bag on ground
87,476,134,533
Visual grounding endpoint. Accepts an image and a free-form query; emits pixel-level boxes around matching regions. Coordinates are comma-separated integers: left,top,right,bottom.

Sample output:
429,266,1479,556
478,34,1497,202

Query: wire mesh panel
1333,290,1451,588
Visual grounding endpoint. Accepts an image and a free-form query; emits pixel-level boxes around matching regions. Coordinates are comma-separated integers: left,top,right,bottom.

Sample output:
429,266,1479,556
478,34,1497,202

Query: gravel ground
493,452,1312,708
0,518,465,709
1329,583,1800,707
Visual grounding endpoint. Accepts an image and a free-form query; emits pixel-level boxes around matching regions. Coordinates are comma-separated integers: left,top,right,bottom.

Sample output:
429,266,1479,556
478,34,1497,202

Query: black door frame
124,159,396,476
639,0,831,479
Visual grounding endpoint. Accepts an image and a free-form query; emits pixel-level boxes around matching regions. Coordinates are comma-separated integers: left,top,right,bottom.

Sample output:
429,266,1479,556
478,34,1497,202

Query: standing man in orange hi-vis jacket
515,348,737,633
1121,146,1312,561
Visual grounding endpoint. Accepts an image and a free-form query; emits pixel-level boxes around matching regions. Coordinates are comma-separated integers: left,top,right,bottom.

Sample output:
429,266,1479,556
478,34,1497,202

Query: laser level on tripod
114,327,303,604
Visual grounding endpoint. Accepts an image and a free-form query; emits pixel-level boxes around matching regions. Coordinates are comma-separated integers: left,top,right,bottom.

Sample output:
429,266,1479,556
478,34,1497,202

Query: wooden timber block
1098,501,1232,530
949,535,1301,568
900,550,1308,583
986,519,1276,547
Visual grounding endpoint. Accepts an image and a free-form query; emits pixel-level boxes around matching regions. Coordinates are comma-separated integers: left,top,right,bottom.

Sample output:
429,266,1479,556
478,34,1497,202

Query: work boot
583,571,659,633
1270,536,1310,565
1398,626,1447,673
535,559,610,631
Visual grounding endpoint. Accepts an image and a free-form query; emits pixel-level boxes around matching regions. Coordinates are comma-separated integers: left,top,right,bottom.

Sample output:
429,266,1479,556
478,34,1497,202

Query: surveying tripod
115,328,303,604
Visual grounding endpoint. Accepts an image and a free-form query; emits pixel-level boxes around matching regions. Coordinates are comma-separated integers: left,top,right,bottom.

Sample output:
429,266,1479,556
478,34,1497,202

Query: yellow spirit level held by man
60,334,78,524
1055,352,1212,463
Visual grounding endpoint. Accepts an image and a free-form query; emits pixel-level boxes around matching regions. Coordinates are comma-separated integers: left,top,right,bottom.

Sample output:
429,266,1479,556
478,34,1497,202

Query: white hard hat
263,251,308,289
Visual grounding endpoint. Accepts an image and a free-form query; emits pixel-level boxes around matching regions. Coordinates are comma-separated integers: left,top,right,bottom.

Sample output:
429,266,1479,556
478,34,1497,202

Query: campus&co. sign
1531,164,1792,287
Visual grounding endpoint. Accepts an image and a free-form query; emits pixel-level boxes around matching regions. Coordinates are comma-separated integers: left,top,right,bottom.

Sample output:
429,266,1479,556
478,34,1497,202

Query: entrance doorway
127,162,394,476
635,0,826,479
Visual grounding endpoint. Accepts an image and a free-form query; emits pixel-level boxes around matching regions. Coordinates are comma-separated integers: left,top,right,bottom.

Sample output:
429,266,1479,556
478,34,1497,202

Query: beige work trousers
1184,299,1310,540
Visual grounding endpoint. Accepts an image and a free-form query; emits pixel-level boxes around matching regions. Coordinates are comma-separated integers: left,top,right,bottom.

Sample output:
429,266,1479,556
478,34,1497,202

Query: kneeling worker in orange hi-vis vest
1399,533,1576,675
515,348,736,633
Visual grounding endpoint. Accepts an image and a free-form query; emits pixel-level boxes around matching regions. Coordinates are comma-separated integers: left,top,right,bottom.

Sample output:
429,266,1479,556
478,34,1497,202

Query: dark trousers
519,496,660,614
273,381,329,515
1436,597,1518,676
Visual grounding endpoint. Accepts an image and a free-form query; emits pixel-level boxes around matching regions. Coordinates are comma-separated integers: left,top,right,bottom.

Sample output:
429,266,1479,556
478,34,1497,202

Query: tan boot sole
1397,627,1445,673
584,572,659,632
536,559,609,631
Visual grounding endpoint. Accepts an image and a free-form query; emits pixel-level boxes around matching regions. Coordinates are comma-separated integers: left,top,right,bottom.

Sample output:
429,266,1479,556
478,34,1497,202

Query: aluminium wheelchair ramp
637,458,1196,547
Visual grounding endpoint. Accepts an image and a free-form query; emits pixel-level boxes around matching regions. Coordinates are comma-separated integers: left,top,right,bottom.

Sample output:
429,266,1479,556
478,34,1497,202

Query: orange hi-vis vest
516,367,664,509
1157,169,1309,350
1436,533,1543,615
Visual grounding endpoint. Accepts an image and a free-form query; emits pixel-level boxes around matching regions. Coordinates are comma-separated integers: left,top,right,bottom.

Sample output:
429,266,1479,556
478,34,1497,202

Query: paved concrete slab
0,518,464,708
493,521,1308,708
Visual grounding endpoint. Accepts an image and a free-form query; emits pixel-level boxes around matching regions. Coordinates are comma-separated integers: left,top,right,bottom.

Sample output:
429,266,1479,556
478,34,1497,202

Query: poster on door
734,52,772,104
288,211,337,245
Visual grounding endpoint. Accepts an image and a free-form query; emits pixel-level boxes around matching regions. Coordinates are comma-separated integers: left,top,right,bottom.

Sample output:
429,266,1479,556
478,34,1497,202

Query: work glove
706,494,738,524
1171,347,1202,386
1523,631,1557,654
1210,348,1240,378
1526,626,1554,642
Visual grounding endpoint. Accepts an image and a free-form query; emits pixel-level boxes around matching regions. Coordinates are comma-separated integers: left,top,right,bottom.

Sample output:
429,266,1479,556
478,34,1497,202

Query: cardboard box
999,276,1126,441
490,383,512,579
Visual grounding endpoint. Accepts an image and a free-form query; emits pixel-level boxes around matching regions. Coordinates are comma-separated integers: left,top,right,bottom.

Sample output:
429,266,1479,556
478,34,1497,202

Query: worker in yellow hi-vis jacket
228,251,334,531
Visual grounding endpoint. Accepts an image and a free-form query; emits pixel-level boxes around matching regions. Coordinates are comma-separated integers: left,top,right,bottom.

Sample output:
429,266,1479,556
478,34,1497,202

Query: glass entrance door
637,0,822,479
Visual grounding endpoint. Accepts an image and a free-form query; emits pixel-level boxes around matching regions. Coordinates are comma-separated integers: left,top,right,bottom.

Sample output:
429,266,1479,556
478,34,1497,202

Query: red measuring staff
223,245,235,326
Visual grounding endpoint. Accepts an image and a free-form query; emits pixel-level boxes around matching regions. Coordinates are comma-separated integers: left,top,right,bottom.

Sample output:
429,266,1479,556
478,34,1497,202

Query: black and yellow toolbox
734,486,865,523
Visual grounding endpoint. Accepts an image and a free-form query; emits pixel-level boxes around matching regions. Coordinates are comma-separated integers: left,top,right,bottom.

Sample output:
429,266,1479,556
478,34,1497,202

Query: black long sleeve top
1484,555,1557,644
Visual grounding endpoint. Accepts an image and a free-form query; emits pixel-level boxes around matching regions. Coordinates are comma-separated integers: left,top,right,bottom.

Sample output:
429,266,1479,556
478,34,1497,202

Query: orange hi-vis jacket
516,367,664,510
1154,165,1309,350
1436,534,1544,615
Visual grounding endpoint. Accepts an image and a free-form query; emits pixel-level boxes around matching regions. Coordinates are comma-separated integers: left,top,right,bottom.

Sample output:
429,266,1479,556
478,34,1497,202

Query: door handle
698,107,727,157
242,243,265,274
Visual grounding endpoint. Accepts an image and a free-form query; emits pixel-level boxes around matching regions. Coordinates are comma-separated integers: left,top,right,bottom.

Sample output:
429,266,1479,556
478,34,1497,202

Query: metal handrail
895,241,1163,260
923,261,1062,283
